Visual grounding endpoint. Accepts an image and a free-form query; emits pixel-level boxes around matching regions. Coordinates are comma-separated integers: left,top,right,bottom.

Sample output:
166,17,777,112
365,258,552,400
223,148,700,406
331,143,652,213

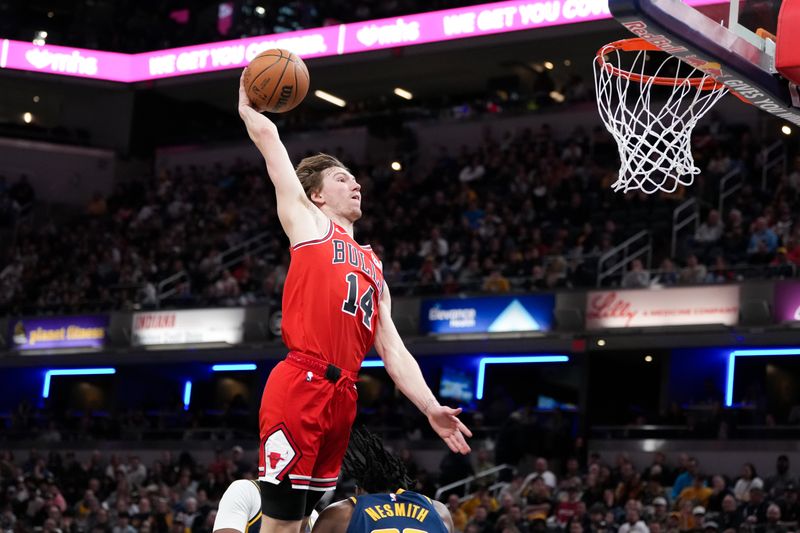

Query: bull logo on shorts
268,451,283,469
260,424,300,482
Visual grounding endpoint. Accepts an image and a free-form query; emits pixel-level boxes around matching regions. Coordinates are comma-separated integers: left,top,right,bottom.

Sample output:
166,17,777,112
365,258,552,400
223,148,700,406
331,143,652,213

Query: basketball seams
264,57,292,110
247,55,283,95
245,49,308,113
270,65,297,110
290,62,302,110
293,59,310,110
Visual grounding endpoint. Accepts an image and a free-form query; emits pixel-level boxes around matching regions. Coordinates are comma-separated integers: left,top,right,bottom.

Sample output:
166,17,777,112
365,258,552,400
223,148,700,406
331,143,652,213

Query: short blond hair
295,153,348,201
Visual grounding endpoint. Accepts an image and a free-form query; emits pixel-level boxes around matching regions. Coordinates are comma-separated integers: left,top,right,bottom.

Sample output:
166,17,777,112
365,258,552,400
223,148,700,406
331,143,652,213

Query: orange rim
596,37,726,90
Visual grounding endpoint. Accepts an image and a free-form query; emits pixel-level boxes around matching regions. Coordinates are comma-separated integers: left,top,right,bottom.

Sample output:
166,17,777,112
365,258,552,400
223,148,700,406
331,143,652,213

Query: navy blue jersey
346,490,447,533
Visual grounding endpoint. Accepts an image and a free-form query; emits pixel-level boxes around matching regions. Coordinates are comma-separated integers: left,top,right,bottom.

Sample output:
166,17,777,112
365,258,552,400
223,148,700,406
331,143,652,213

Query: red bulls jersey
281,220,384,372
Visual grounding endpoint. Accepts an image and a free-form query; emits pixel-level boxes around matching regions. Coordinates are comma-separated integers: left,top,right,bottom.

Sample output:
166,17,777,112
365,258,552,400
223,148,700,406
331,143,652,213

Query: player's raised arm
237,70,327,245
373,284,472,454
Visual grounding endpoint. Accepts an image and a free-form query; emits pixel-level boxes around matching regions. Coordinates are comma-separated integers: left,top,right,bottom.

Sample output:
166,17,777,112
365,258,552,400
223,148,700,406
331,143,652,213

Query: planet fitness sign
10,315,108,351
0,0,723,82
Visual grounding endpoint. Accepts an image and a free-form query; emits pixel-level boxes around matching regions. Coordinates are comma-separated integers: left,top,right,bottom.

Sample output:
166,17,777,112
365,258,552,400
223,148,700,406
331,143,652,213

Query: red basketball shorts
258,351,358,491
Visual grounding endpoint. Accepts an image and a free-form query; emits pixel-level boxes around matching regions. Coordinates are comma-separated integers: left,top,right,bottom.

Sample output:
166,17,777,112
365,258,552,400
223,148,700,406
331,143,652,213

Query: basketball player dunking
237,73,472,533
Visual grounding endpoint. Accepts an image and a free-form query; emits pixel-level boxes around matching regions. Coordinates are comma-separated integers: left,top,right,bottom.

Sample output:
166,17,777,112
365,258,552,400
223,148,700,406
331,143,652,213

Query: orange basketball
243,49,309,113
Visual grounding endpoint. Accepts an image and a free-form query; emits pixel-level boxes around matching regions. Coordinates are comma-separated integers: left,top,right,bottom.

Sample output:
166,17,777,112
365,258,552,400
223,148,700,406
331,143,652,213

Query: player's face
318,167,362,221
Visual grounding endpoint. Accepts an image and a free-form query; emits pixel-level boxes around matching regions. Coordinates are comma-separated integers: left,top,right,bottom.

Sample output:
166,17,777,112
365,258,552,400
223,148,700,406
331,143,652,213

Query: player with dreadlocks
311,428,454,533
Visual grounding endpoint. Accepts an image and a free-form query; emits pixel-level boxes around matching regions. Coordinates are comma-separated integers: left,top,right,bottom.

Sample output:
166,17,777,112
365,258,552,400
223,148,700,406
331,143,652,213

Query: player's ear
310,187,325,205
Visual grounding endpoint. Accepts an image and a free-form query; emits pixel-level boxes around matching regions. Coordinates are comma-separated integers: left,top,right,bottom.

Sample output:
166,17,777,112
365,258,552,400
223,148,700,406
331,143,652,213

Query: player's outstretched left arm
373,284,472,455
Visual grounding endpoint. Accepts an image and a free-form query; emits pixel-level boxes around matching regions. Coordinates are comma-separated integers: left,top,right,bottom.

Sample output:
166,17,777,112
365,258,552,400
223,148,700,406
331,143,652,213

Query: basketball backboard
608,0,800,124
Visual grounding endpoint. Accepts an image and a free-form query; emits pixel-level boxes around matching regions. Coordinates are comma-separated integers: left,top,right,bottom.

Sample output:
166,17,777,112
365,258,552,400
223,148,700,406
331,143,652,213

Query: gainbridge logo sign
773,281,800,323
420,295,554,335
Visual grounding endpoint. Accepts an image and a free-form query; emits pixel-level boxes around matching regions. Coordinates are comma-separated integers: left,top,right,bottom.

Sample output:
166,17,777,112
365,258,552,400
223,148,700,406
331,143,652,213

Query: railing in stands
671,198,699,258
596,230,652,287
761,140,787,190
157,230,276,302
718,165,744,215
434,464,515,501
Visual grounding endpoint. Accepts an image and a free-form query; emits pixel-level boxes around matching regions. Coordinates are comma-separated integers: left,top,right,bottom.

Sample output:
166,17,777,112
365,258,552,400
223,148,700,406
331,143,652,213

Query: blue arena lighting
360,359,384,368
183,381,192,411
42,368,116,399
476,355,569,400
725,348,800,407
211,363,257,372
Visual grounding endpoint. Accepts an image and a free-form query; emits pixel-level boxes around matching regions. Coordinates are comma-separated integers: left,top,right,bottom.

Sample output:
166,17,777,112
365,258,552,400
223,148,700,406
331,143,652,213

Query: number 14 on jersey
341,273,375,330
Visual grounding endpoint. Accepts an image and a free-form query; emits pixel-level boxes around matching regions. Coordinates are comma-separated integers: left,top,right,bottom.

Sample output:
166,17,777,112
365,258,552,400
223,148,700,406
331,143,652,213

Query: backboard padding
609,0,800,124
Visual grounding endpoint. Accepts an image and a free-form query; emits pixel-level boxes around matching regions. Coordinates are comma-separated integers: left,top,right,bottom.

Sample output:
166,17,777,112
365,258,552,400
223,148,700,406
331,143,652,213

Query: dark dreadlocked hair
342,426,414,494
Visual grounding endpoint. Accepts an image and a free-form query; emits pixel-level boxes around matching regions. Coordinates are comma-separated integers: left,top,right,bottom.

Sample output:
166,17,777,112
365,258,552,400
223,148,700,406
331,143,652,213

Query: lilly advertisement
774,281,800,322
585,286,740,329
0,0,722,82
420,295,554,335
10,315,109,351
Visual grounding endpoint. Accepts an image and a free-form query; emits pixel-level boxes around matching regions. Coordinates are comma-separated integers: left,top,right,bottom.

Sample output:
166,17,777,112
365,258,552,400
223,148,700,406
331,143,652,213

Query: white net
593,41,728,194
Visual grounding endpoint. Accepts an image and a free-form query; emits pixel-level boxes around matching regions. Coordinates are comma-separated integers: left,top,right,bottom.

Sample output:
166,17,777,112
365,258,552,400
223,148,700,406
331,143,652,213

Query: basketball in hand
243,49,310,113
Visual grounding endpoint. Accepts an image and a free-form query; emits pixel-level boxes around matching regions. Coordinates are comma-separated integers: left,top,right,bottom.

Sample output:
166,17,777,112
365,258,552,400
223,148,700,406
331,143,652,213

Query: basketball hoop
593,38,729,194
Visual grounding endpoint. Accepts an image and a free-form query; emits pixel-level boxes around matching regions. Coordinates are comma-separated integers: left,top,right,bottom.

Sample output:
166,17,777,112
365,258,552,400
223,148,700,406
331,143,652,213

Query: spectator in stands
525,458,557,490
622,259,650,288
706,475,733,514
465,504,493,533
716,494,742,531
679,255,708,285
419,227,449,259
705,256,736,284
734,464,763,502
447,494,468,532
500,475,527,504
651,497,670,526
741,481,769,523
653,259,679,287
779,484,800,522
677,474,713,510
765,456,796,501
561,458,583,491
693,210,724,257
499,504,530,533
772,203,793,244
707,150,733,177
618,506,650,533
672,458,700,501
784,236,800,265
473,449,496,482
763,503,787,533
721,218,749,265
748,217,779,256
557,483,584,527
483,269,511,293
769,247,796,278
523,476,554,518
643,475,670,508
